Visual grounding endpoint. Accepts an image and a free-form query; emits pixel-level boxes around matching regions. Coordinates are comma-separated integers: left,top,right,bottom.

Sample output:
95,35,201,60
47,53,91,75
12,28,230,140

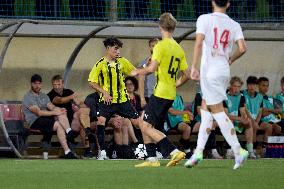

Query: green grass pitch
0,159,283,189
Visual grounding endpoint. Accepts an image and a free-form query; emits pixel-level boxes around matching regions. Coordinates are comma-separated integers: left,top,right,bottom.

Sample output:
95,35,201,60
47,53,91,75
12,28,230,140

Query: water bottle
43,151,48,160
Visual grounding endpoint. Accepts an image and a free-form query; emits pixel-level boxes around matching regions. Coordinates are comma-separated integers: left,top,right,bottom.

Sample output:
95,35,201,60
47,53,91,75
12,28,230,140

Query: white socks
212,111,241,157
196,109,213,151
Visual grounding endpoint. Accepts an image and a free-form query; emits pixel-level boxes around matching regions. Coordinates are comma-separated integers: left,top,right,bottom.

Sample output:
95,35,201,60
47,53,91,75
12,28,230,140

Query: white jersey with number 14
197,12,244,76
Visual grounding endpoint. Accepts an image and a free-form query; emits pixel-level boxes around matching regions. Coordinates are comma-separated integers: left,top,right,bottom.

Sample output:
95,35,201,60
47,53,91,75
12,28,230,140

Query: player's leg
185,102,212,167
177,122,192,156
240,121,256,159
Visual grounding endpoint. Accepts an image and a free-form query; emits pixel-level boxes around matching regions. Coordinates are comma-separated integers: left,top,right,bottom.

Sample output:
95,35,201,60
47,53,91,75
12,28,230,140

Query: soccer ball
134,144,148,160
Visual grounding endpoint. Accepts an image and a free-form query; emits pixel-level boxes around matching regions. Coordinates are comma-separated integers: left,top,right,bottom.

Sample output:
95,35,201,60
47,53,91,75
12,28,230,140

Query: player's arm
256,107,263,124
88,62,112,104
89,81,112,104
132,60,158,76
138,75,147,107
190,33,204,80
168,108,192,116
229,40,247,65
29,104,63,117
176,69,190,88
52,94,75,105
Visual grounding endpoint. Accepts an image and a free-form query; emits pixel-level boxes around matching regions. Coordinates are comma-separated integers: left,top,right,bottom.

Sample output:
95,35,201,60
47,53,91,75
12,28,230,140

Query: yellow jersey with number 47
152,38,188,100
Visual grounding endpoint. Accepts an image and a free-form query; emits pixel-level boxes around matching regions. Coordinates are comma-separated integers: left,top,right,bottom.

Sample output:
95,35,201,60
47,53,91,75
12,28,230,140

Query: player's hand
141,98,147,108
112,115,122,129
190,67,200,81
184,110,194,120
103,92,112,105
130,69,139,77
53,108,65,116
240,117,250,126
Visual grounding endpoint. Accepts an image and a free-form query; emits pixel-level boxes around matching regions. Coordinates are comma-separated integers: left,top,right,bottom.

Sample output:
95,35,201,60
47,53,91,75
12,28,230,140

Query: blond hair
230,76,243,86
159,13,177,33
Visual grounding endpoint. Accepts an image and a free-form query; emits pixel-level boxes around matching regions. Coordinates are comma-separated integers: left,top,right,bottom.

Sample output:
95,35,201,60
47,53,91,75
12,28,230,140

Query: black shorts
143,95,174,129
30,116,55,134
97,101,139,121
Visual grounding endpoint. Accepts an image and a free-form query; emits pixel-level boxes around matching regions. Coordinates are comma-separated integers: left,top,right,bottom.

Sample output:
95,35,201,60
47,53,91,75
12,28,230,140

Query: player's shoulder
95,57,106,67
117,56,130,63
197,13,211,22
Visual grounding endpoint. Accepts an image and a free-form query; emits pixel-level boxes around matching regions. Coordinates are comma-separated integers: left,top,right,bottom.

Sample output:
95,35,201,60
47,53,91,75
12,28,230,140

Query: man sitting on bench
22,74,77,159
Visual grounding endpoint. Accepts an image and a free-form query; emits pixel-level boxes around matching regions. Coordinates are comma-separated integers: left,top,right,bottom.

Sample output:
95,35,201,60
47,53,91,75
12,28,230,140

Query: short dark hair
213,0,229,7
125,76,139,91
103,37,123,48
148,38,159,45
258,77,269,84
52,74,63,82
31,74,42,83
281,76,284,84
246,76,258,85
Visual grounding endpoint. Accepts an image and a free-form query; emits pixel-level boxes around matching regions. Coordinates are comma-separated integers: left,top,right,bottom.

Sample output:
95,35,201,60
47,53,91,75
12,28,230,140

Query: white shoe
233,149,249,170
184,151,203,168
156,151,163,160
249,151,257,159
97,150,109,160
225,149,234,159
212,149,223,159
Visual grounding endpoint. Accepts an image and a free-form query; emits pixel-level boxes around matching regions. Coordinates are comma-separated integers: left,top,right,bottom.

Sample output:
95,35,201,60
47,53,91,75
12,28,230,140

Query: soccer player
131,13,190,167
88,37,140,160
185,0,248,169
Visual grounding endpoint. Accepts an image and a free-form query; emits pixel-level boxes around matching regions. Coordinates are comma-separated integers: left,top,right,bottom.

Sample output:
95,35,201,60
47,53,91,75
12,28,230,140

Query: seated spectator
191,91,223,159
243,76,273,154
47,75,95,158
225,76,256,159
258,77,282,135
166,94,193,157
22,74,77,159
275,76,284,131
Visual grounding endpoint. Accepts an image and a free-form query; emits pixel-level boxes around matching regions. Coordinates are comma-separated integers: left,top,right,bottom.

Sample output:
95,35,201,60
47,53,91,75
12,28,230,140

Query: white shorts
200,75,229,105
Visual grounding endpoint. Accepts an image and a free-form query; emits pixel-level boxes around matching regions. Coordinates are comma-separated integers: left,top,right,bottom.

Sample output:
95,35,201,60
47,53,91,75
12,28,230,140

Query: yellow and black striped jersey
152,38,188,100
88,56,135,103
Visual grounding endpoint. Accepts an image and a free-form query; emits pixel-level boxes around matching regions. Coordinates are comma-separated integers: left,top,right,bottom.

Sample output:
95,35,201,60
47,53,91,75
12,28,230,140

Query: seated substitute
258,77,282,135
243,76,273,154
225,76,256,159
166,94,193,157
22,74,77,159
275,76,284,132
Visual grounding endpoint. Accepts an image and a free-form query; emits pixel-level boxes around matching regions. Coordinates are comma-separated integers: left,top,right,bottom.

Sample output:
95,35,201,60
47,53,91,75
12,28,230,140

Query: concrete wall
0,37,283,102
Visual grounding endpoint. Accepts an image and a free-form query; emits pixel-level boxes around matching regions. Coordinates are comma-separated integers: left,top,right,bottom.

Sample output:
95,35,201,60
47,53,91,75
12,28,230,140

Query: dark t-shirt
47,88,74,123
130,94,143,114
